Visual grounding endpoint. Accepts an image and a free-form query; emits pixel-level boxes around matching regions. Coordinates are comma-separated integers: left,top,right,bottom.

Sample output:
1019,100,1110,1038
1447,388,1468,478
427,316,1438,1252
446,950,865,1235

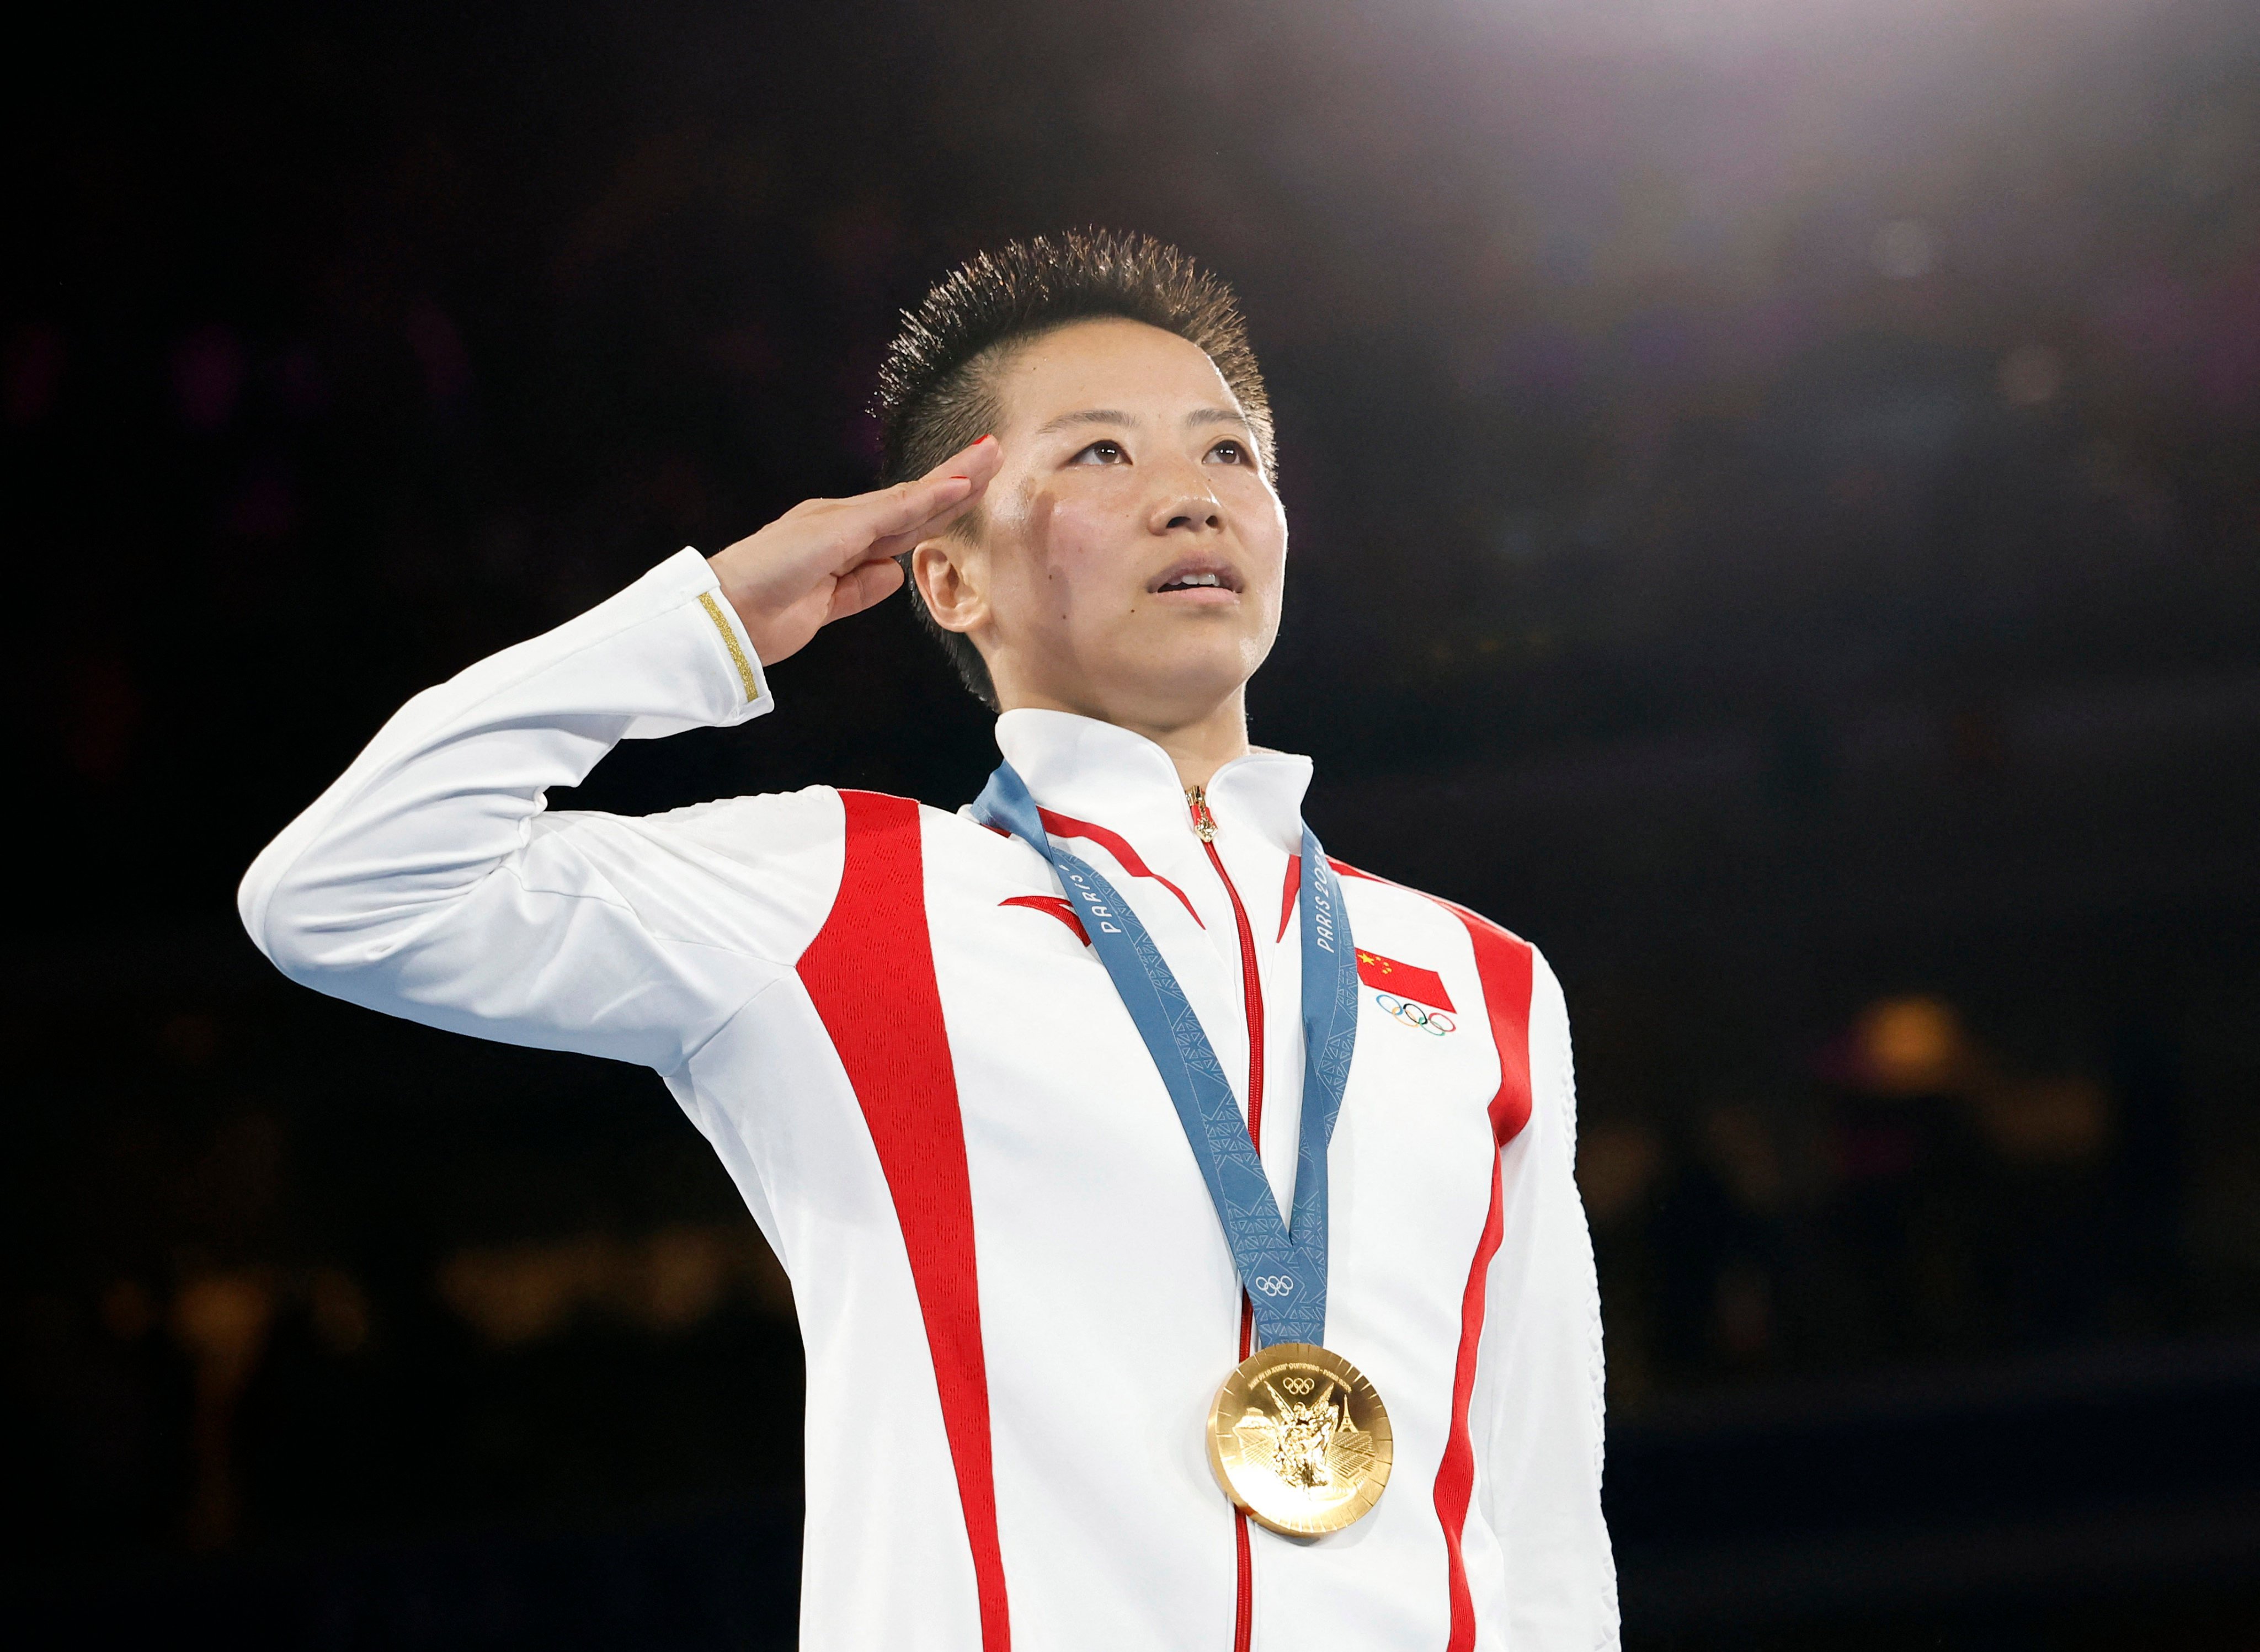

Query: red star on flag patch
1355,949,1455,1012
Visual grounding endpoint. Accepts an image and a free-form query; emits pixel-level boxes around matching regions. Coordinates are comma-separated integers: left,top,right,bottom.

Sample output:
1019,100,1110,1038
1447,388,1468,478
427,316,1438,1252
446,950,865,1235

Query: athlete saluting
242,233,1617,1651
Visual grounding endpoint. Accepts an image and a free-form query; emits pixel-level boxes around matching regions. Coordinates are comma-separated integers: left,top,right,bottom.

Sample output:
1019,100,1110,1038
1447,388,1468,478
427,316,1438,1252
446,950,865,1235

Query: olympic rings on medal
1251,1273,1298,1297
1281,1376,1315,1395
1374,993,1456,1036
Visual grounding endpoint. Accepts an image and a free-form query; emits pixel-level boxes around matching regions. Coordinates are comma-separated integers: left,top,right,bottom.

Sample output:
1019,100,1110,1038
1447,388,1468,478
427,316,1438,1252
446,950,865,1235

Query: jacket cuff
627,547,776,734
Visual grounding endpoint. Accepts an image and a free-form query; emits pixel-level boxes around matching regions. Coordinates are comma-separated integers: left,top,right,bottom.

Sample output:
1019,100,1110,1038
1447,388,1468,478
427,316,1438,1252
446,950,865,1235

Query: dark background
7,1,2259,1646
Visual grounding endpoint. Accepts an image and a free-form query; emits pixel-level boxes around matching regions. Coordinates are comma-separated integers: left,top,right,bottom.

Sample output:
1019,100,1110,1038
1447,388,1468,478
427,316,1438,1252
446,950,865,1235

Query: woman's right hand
706,434,1001,665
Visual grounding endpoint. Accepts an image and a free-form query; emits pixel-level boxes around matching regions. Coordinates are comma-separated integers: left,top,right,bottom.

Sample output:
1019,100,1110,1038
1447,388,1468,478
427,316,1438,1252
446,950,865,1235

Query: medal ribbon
973,762,1360,1349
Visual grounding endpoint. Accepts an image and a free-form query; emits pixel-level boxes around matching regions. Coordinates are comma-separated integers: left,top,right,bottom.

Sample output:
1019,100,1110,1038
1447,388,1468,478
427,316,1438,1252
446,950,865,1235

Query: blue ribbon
973,763,1360,1349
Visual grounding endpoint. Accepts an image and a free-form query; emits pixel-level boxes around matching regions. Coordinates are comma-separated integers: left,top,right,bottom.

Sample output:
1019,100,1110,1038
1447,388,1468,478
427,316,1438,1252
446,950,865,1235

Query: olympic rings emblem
1251,1273,1297,1297
1375,993,1456,1036
1281,1377,1315,1395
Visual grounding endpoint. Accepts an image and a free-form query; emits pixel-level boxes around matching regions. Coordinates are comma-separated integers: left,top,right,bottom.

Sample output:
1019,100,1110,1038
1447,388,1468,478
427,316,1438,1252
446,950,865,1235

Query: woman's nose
1159,499,1223,532
1148,470,1225,534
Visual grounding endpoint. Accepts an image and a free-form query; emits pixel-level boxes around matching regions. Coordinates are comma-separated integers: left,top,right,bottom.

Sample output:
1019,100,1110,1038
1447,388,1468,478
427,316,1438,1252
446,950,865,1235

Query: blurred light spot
5,323,66,427
173,1273,275,1385
1872,219,1937,280
641,1228,729,1330
172,325,244,433
1975,1077,2110,1165
438,1224,789,1346
1854,995,1969,1095
1998,343,2065,407
439,1241,583,1345
173,1271,276,1551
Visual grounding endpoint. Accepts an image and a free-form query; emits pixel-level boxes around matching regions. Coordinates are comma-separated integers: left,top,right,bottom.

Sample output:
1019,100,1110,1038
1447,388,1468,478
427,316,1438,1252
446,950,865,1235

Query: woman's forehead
992,318,1236,430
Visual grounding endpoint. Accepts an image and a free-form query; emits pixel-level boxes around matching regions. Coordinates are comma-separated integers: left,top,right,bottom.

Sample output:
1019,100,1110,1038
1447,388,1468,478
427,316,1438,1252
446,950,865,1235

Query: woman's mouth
1151,561,1244,598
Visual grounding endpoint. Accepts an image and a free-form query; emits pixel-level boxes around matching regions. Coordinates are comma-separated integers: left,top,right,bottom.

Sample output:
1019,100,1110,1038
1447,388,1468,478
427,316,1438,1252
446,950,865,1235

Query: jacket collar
992,708,1314,862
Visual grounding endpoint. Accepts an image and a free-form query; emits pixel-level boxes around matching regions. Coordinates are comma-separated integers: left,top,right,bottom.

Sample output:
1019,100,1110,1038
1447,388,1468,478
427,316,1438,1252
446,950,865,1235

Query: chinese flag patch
1355,948,1455,1012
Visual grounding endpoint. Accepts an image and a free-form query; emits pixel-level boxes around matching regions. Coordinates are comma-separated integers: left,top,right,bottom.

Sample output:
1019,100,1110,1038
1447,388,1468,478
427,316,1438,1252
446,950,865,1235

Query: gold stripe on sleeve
696,590,762,704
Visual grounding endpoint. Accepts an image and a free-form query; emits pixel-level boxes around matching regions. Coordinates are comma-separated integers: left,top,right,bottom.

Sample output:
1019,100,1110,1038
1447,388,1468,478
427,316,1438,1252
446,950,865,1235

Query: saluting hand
706,435,1001,667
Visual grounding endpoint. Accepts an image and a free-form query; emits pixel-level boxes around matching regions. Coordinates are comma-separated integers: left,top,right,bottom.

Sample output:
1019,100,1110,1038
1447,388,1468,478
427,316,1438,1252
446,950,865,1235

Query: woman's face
912,317,1287,730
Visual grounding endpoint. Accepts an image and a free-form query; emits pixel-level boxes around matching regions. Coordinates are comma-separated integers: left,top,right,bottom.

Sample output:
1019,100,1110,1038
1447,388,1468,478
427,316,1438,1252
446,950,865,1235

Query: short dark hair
873,231,1274,708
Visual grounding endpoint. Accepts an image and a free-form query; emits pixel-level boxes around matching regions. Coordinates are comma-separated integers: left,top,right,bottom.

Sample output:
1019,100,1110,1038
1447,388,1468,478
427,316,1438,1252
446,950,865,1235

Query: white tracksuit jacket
239,548,1618,1652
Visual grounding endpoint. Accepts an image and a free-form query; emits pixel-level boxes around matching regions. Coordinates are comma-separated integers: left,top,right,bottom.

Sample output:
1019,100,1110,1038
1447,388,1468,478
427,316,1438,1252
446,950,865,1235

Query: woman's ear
912,536,987,636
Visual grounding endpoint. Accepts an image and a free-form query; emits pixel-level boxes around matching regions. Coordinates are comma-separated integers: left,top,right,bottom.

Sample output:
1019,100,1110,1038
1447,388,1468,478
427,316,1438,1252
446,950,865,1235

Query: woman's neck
1001,687,1250,792
1139,696,1251,792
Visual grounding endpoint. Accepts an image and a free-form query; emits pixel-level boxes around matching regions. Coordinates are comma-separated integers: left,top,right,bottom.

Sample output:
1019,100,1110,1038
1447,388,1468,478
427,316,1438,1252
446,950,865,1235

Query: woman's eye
1208,439,1247,465
1070,439,1127,465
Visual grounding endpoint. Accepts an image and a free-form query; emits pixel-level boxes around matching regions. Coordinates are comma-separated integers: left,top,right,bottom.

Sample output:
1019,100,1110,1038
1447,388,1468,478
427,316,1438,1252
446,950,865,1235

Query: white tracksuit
239,548,1618,1651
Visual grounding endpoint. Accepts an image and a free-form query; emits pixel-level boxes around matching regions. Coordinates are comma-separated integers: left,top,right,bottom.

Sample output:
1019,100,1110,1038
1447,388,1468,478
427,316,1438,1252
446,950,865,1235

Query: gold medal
1206,1342,1393,1536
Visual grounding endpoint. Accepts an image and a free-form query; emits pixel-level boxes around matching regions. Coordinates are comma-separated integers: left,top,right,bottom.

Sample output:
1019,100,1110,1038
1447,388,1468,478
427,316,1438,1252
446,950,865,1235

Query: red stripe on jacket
1037,808,1205,928
801,791,1012,1652
1277,853,1301,942
1001,893,1090,945
1330,857,1535,1649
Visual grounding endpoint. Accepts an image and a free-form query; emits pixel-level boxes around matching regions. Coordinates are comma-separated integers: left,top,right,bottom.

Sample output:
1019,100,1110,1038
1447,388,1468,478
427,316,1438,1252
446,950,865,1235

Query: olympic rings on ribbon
1374,993,1456,1036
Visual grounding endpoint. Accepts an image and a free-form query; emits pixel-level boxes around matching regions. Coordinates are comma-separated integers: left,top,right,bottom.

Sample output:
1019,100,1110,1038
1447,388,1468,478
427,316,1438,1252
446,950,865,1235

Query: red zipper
1190,785,1262,1652
1187,788,1266,1145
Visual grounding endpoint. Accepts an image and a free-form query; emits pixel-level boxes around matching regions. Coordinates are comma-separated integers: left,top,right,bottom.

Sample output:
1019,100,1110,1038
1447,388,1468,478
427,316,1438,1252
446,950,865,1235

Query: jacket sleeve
1473,948,1621,1649
238,548,840,1074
